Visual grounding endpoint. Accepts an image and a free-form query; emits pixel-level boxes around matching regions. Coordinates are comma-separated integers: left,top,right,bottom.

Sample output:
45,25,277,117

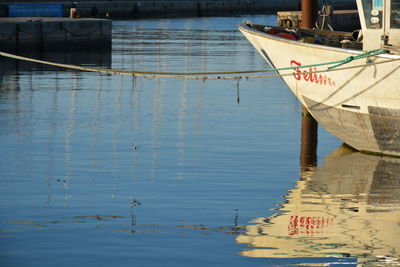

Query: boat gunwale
238,24,400,60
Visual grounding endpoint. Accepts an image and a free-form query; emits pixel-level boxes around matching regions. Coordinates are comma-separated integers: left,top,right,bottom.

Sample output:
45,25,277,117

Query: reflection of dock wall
0,18,111,52
0,0,357,19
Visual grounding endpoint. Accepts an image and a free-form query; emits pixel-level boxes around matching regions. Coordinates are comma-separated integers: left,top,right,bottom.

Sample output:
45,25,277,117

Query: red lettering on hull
291,60,336,87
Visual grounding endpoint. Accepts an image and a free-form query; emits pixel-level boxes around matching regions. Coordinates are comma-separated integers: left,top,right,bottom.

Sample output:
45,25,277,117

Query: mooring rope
0,49,396,79
327,49,388,69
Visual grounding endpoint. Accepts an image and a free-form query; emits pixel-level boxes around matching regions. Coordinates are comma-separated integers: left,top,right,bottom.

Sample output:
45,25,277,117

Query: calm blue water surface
1,15,399,267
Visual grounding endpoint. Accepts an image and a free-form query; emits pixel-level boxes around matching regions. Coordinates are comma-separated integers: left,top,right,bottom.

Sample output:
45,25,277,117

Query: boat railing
243,21,363,50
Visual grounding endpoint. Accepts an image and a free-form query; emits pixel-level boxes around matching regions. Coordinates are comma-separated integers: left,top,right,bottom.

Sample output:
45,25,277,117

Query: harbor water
1,15,399,266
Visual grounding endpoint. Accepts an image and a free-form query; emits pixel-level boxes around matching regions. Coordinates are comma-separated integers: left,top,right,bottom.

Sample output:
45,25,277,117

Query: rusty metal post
300,106,318,175
301,0,318,29
299,0,318,177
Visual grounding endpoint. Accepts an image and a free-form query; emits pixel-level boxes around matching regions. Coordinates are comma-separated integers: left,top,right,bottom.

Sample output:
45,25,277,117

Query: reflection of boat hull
236,148,400,264
239,25,400,156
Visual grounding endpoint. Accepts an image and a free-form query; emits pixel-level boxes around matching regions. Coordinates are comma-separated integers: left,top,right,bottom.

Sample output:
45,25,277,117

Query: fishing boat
239,0,400,157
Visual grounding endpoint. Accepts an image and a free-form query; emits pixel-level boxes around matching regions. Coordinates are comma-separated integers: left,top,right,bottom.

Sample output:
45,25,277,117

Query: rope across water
0,49,394,79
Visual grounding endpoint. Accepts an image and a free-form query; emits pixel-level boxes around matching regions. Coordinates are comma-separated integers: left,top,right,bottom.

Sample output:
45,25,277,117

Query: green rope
0,48,391,78
263,48,388,72
108,48,388,74
106,48,387,74
327,49,388,69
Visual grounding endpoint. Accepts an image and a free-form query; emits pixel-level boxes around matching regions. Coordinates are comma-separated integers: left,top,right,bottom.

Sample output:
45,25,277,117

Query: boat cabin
357,0,400,51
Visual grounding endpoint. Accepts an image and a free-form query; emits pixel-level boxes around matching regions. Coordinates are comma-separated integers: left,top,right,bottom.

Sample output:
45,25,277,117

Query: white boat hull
239,25,400,157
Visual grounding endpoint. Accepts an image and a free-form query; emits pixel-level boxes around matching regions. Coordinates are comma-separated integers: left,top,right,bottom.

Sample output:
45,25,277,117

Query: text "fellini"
290,60,336,86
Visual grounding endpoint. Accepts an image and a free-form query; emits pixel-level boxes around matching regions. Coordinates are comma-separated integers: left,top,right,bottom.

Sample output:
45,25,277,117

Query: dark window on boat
362,0,383,28
391,0,400,28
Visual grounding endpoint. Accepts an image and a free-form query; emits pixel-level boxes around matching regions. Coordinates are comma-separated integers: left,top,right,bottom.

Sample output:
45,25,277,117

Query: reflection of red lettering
288,215,334,236
290,60,336,87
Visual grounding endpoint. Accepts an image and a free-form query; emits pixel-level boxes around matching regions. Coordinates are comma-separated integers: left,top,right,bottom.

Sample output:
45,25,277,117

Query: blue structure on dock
8,3,63,17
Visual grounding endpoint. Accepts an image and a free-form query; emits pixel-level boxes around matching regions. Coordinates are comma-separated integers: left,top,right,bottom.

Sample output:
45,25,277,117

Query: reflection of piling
300,106,318,174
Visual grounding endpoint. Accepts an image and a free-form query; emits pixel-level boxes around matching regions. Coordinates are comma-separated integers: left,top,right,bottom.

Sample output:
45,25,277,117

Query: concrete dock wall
0,0,356,19
0,17,111,52
70,0,302,19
